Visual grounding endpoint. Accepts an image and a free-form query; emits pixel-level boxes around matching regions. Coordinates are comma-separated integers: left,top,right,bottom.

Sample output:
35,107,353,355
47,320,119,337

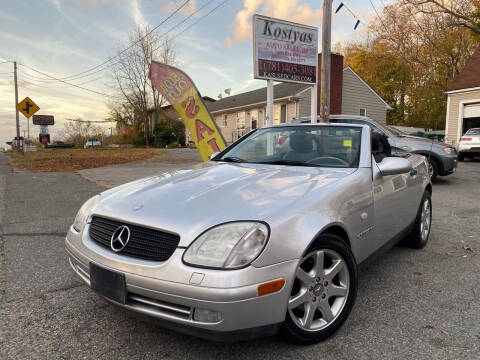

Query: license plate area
89,263,127,304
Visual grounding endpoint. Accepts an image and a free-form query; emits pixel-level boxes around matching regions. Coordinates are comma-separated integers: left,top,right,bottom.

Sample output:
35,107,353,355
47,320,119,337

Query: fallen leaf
441,330,449,335
463,245,476,253
463,254,468,258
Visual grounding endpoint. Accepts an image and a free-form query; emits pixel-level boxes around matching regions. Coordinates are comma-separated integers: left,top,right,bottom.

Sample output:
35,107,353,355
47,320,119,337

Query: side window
359,108,366,117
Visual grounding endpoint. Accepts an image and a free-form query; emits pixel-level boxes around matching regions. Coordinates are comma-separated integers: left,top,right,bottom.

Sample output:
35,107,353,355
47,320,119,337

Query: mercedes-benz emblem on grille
110,225,131,252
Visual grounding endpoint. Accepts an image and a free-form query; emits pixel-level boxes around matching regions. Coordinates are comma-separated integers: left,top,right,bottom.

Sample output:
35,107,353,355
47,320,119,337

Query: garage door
463,103,480,118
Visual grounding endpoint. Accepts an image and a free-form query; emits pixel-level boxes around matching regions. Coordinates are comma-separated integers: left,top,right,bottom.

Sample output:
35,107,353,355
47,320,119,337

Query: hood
401,135,449,147
93,162,354,246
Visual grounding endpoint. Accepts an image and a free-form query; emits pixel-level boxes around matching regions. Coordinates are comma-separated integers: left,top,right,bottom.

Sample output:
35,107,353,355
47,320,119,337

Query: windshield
385,125,407,136
216,126,362,168
466,128,480,135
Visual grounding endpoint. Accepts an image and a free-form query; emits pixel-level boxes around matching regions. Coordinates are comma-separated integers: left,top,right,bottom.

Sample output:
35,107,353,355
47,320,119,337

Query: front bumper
439,154,457,176
65,224,298,340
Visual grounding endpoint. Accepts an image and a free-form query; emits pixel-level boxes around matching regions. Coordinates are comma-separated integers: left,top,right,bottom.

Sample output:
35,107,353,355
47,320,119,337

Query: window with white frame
237,111,246,129
223,114,228,127
359,108,366,117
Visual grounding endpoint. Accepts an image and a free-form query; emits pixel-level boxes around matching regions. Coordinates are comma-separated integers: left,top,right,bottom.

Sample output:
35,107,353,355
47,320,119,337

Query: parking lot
0,151,479,359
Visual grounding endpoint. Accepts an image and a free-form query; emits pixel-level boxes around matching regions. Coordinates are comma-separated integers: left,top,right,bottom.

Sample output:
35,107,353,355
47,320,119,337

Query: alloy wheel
420,198,431,241
288,249,350,332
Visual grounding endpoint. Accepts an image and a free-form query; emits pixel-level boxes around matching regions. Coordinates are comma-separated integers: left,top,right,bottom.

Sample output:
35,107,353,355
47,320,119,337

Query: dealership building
202,54,392,144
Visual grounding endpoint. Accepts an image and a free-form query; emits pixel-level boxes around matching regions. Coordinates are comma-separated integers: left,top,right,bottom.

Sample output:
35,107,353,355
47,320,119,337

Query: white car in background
457,128,480,161
84,138,102,149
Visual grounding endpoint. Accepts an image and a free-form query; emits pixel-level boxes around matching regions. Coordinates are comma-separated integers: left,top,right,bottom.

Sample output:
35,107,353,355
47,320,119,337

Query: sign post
253,14,319,124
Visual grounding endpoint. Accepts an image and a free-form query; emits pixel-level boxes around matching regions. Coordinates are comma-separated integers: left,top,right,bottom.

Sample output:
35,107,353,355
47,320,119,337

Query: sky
0,0,391,148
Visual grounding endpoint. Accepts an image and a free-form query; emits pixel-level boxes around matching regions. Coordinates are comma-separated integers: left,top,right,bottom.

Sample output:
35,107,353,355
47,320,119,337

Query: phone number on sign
258,60,316,83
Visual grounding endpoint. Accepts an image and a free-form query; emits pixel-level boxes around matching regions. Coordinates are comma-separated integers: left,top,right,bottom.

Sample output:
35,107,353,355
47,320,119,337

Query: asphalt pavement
0,151,479,359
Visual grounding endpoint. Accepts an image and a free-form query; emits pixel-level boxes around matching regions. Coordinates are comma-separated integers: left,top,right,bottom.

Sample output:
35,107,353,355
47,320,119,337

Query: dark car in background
293,115,457,180
45,141,74,149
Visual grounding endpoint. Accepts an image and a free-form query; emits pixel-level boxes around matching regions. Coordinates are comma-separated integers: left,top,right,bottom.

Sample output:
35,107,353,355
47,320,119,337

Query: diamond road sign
17,97,39,118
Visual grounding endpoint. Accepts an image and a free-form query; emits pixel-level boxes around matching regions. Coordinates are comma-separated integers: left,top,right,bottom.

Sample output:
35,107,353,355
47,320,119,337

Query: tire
458,154,464,162
281,234,357,345
429,158,439,180
403,191,432,249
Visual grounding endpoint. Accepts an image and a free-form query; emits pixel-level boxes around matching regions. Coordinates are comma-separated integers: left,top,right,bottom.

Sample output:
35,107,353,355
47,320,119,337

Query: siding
341,68,388,125
446,89,480,145
298,88,312,118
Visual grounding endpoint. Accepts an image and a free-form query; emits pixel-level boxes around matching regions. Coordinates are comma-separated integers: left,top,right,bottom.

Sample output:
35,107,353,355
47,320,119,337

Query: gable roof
343,66,393,110
206,82,310,113
447,47,480,92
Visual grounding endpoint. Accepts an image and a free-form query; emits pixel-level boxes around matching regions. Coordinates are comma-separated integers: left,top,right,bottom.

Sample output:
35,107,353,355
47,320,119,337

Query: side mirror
209,152,220,160
377,157,412,176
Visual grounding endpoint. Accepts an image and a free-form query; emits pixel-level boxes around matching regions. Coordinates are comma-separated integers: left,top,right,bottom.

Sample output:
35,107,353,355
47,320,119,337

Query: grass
7,147,165,172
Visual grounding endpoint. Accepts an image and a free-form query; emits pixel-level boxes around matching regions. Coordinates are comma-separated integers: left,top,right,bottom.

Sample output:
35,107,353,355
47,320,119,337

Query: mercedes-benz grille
89,216,180,261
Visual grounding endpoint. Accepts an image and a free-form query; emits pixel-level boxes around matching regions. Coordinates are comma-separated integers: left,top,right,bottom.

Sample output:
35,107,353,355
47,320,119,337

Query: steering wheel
306,156,350,167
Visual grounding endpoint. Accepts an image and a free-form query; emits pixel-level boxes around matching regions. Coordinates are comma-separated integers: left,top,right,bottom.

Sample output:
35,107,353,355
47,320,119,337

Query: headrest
371,132,391,155
289,132,315,153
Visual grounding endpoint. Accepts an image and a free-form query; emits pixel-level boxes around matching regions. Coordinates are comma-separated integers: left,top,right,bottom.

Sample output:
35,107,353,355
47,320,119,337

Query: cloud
163,0,199,17
78,0,113,7
130,0,147,27
224,0,322,47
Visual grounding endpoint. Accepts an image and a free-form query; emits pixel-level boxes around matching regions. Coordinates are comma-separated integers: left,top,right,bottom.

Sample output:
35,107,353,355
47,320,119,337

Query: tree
340,1,477,129
403,0,480,35
109,25,175,146
60,119,102,147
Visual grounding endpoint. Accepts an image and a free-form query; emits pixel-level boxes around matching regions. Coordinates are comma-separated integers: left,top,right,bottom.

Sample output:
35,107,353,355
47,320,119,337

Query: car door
370,154,413,250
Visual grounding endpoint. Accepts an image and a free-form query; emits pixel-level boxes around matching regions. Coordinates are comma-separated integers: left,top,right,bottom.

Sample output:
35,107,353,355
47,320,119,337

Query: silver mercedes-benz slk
65,123,432,344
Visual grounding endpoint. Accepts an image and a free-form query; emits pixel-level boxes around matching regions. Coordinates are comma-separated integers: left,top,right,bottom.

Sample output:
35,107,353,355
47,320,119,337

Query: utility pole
14,61,21,148
320,0,332,123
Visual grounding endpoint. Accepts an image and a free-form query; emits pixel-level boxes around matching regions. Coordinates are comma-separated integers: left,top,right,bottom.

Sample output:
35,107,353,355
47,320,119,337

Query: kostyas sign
253,14,318,85
149,61,226,162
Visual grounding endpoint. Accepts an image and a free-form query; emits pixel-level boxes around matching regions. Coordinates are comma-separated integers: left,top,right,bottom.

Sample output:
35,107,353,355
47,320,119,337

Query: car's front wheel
403,190,432,248
281,234,357,344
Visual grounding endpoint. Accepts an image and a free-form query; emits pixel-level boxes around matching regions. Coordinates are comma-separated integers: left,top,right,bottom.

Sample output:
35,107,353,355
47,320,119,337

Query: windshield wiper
256,159,318,167
218,156,247,163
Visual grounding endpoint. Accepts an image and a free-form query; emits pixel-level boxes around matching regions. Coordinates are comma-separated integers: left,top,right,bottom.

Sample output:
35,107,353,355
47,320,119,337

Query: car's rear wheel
403,191,432,248
458,153,464,162
281,234,357,345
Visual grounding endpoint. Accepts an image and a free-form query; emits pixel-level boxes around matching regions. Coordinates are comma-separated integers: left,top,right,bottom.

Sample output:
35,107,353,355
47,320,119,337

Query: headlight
442,146,456,155
183,222,269,269
73,195,100,232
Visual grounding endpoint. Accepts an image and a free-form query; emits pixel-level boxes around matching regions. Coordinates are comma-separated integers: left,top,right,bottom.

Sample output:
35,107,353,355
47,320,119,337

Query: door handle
410,169,418,176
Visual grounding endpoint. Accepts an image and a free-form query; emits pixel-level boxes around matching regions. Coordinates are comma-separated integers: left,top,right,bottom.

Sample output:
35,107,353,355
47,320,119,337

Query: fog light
193,308,223,323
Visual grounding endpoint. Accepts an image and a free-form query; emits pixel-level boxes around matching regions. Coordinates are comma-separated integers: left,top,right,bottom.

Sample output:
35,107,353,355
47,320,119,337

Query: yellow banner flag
148,61,226,161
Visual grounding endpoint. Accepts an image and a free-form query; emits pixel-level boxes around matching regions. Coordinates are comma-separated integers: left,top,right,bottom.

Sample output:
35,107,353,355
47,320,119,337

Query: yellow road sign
17,97,39,118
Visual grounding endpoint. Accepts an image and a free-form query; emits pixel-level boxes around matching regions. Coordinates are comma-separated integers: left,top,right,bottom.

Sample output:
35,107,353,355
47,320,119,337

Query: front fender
252,168,373,267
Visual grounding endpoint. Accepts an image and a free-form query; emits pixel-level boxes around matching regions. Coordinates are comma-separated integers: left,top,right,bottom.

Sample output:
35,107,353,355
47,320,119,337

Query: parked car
457,128,480,161
45,141,74,149
66,123,432,344
84,138,102,148
293,115,457,180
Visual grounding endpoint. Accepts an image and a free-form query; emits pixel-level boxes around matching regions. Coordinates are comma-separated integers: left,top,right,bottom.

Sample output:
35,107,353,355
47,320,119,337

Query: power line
170,0,232,41
17,63,117,99
45,0,192,82
18,68,104,87
368,0,390,33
